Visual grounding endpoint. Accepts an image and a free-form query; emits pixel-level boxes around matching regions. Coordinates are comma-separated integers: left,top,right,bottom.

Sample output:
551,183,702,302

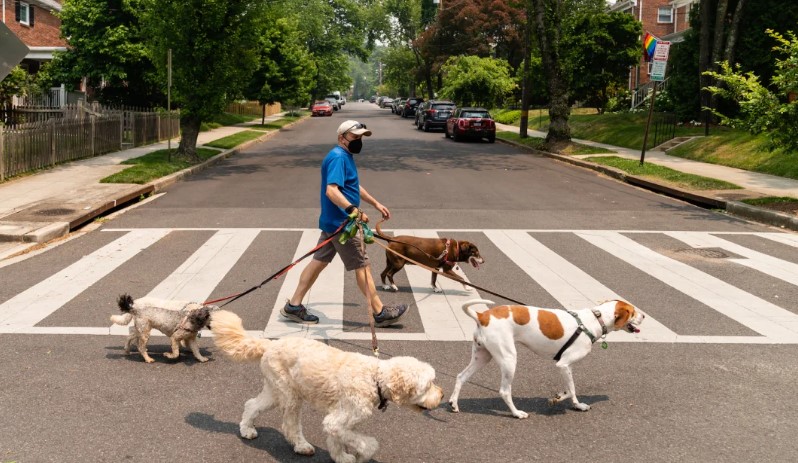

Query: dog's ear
189,308,212,328
613,301,635,329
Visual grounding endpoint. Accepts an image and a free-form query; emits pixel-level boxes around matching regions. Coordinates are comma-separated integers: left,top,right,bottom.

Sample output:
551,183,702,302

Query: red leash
202,220,348,307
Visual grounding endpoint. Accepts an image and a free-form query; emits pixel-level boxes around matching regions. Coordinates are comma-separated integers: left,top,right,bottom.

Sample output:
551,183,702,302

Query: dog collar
437,239,460,267
377,383,389,412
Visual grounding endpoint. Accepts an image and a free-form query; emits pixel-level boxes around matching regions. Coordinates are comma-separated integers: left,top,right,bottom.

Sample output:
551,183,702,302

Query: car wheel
452,128,459,141
488,134,495,143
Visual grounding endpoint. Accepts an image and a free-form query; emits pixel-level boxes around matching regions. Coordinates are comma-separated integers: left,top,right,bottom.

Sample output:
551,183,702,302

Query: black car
401,97,424,118
416,100,456,131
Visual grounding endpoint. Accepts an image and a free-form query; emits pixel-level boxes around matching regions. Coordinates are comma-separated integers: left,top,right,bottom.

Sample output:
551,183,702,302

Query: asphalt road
1,102,797,463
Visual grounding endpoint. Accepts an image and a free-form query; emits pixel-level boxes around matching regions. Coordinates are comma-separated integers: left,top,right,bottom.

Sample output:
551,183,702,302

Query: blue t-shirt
319,145,360,233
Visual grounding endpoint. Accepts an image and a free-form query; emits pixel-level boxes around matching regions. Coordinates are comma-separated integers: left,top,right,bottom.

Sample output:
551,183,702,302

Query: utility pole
519,0,532,138
167,48,172,162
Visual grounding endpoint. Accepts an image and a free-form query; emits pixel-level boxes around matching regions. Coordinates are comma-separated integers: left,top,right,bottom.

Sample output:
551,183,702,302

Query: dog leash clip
372,346,379,357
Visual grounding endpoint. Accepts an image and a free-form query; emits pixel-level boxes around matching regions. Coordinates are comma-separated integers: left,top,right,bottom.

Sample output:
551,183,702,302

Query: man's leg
355,265,382,315
289,259,328,306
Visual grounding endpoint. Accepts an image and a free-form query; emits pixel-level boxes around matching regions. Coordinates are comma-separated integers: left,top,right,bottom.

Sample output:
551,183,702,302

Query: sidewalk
0,113,290,258
495,122,798,230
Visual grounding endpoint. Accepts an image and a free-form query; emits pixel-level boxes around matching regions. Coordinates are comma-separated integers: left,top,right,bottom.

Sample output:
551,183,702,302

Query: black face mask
347,138,363,154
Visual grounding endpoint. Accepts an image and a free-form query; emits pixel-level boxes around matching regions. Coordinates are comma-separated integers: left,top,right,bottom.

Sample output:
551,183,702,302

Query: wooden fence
225,101,281,118
0,109,180,181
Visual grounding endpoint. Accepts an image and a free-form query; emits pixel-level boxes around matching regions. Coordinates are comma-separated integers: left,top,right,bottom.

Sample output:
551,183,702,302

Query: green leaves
439,55,516,107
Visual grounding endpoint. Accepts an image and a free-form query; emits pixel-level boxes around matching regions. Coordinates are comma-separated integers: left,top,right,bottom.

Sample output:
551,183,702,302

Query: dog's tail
461,299,495,322
110,294,136,325
210,310,268,362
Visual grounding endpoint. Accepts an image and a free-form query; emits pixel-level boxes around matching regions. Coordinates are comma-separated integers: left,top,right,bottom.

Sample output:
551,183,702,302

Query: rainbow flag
643,32,658,61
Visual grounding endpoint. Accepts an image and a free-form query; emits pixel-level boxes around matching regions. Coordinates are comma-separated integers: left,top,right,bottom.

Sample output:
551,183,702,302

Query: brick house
2,0,66,74
610,0,696,98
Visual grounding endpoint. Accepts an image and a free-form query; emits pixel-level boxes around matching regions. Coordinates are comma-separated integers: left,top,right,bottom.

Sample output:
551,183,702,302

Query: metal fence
0,107,180,181
648,113,678,150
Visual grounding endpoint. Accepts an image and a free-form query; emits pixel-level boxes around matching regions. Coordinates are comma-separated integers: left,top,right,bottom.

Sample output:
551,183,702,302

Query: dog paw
513,410,529,419
382,284,392,291
239,425,258,440
573,403,591,412
448,401,460,413
433,287,443,293
143,357,155,364
294,442,315,456
195,356,209,363
163,352,179,359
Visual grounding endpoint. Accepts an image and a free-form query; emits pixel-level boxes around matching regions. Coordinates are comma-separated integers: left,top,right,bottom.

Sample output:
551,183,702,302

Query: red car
445,107,496,143
311,100,333,117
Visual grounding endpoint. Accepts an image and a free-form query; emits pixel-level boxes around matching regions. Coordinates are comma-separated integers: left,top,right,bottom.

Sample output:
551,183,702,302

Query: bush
492,109,522,125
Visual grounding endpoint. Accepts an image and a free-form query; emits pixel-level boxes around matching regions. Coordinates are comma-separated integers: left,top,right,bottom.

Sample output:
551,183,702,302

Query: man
282,120,408,327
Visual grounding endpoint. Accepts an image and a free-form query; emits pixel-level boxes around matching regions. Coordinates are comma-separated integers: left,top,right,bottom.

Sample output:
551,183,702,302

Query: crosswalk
1,228,798,344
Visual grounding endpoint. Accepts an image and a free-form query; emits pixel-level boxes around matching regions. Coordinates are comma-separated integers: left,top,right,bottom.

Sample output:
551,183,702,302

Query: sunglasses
345,122,367,133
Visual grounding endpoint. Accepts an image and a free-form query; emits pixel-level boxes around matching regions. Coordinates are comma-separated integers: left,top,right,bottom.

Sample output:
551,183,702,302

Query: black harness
553,309,608,361
376,383,389,412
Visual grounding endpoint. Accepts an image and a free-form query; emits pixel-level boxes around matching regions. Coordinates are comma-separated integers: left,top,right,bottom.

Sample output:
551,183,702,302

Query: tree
245,15,315,119
438,55,516,107
138,0,265,160
48,0,162,106
566,12,641,113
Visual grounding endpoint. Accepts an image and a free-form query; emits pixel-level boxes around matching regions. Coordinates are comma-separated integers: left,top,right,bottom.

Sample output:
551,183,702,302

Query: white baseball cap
337,120,372,137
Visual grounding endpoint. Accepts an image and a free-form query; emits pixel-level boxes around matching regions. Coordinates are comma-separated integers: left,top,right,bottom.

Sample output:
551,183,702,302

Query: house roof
28,0,63,12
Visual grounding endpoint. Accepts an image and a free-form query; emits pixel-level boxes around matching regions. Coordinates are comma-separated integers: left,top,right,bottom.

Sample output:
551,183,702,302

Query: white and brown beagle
449,299,645,418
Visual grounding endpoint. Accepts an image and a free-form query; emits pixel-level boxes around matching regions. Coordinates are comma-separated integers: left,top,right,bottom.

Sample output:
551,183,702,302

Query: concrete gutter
496,137,798,231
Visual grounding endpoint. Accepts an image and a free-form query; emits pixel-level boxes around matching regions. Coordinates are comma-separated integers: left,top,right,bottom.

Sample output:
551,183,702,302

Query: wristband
345,205,358,214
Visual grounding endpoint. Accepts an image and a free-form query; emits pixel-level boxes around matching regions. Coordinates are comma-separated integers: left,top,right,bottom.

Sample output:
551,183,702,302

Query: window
17,1,34,26
658,7,673,23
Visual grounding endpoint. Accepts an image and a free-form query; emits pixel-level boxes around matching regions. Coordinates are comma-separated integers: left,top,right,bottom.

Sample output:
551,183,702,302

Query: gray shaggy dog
111,294,217,364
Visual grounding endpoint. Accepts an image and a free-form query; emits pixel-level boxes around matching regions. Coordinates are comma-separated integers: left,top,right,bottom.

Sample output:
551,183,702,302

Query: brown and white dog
377,223,484,293
449,299,645,418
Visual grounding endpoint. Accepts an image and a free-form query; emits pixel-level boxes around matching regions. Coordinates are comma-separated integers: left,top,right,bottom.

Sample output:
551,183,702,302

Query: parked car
379,97,394,108
324,97,340,111
445,107,496,143
311,100,334,117
401,97,424,118
392,98,406,115
416,100,455,131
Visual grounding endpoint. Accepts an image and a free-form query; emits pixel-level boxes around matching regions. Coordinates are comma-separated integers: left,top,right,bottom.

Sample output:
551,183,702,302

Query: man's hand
374,202,390,220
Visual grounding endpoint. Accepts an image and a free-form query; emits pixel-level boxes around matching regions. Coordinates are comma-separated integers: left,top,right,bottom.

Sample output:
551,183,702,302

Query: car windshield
462,112,490,118
433,104,455,110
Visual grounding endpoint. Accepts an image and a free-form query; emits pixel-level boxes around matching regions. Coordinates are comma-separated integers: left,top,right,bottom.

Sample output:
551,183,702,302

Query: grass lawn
497,131,614,155
667,131,798,180
584,156,742,190
200,113,259,131
100,147,221,184
544,112,706,150
204,130,268,149
246,111,308,130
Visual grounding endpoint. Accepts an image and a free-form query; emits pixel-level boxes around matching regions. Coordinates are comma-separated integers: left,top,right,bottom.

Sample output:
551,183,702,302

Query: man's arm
360,186,390,220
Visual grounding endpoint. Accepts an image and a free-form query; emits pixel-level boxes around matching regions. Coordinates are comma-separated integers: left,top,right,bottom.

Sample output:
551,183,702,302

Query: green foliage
52,0,162,105
205,130,266,149
703,30,798,152
138,0,265,121
492,109,522,125
439,56,516,107
565,11,642,112
0,66,31,105
246,15,315,107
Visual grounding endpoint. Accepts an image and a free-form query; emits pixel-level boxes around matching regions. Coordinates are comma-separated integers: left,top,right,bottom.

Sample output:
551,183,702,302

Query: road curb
496,136,796,231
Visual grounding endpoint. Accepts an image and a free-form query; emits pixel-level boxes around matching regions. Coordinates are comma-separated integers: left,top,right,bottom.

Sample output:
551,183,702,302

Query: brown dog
377,223,484,293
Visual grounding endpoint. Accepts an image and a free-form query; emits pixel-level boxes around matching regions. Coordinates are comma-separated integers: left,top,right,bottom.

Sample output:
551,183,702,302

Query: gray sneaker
281,302,319,324
374,304,408,327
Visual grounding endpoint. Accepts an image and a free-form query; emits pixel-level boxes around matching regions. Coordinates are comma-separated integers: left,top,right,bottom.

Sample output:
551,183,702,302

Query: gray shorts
313,230,369,271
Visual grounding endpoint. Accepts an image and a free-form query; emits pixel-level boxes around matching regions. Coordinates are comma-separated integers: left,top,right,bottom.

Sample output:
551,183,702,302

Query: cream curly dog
111,294,215,364
211,310,444,463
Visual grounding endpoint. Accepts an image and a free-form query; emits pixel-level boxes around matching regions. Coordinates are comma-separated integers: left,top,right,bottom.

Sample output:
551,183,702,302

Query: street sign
0,21,29,81
650,41,671,82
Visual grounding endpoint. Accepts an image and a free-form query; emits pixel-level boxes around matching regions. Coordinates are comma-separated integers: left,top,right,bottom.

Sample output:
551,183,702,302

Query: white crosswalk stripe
1,228,797,344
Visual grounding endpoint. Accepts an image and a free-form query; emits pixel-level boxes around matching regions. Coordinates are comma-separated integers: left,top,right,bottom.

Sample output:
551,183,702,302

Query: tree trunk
723,0,746,65
531,0,570,143
698,0,716,128
177,114,201,162
709,0,730,112
519,0,532,138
